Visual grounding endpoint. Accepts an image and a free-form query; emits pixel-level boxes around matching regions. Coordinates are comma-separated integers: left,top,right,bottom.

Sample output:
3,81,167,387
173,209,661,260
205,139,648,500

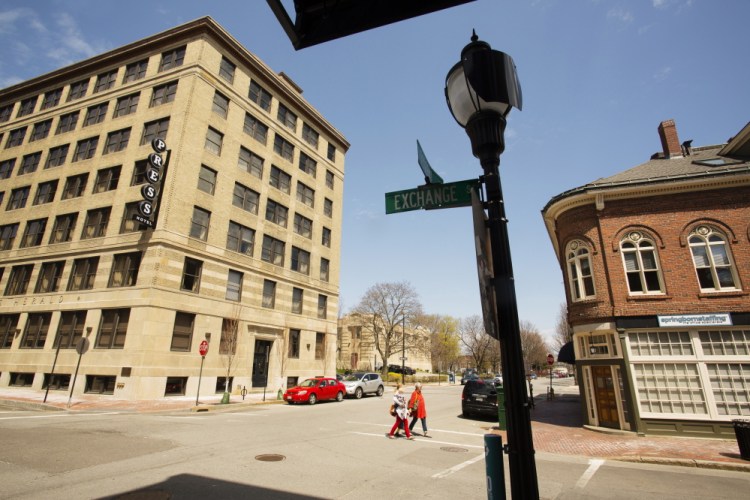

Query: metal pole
66,351,83,409
402,316,406,384
485,434,506,500
44,336,64,403
196,355,205,406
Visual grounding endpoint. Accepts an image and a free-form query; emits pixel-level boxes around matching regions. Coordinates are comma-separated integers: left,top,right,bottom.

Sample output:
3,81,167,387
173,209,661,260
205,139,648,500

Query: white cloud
653,66,672,82
652,0,694,10
607,8,634,24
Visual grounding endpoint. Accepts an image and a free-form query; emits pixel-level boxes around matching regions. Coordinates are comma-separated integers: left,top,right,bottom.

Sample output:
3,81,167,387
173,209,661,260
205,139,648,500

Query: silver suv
341,372,385,399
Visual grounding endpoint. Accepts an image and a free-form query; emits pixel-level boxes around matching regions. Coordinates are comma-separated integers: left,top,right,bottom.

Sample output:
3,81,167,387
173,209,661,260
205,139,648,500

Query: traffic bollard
484,434,506,500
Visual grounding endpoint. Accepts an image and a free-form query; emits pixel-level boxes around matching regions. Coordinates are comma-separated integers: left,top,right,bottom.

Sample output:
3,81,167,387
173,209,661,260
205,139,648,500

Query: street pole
401,316,406,384
196,355,205,406
44,336,64,403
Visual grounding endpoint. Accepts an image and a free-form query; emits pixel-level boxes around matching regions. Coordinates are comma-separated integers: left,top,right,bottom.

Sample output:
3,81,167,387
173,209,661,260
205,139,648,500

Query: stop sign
199,340,209,357
546,353,554,366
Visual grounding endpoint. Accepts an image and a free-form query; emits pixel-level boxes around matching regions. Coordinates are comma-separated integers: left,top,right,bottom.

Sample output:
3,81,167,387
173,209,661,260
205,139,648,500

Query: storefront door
252,340,272,387
592,366,620,429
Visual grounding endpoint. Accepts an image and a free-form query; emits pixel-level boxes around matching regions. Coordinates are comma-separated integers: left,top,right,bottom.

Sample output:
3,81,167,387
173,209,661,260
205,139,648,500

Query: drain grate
440,446,469,453
255,454,286,462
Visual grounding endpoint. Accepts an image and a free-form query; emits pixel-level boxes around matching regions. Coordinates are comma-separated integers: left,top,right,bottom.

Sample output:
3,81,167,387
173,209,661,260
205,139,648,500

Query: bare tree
519,320,549,372
458,315,495,373
219,304,242,401
552,302,573,351
353,281,422,377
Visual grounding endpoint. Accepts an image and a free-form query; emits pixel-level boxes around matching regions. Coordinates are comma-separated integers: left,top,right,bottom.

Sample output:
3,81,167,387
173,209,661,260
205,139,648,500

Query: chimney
658,119,682,158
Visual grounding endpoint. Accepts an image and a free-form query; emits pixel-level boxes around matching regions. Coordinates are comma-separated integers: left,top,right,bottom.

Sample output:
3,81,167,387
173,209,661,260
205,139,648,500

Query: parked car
341,372,385,399
461,379,499,418
283,377,345,405
493,374,503,386
460,373,480,385
528,373,537,380
387,364,415,375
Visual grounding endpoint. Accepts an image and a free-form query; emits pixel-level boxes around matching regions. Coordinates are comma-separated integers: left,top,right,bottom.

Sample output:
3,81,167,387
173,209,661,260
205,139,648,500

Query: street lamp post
445,32,539,499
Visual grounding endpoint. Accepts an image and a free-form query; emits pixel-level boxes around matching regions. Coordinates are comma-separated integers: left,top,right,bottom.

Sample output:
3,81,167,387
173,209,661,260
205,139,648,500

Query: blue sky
1,1,748,341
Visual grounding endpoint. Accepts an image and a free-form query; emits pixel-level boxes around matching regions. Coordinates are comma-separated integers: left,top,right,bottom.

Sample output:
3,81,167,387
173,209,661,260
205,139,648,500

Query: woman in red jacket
408,382,429,437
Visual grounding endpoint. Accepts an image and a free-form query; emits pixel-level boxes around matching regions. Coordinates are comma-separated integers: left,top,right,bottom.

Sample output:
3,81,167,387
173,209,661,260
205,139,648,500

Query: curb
0,399,64,412
615,456,750,473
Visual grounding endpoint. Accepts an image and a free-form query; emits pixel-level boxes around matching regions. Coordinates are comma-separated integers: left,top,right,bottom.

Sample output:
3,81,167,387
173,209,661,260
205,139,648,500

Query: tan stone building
337,314,432,373
0,17,348,400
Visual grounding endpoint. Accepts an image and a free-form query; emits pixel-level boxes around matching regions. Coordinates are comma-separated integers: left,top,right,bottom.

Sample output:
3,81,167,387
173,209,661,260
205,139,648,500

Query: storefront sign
657,313,732,328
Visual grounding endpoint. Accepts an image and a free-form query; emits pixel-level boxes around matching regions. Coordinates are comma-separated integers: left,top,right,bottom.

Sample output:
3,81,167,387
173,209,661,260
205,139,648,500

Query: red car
283,377,346,405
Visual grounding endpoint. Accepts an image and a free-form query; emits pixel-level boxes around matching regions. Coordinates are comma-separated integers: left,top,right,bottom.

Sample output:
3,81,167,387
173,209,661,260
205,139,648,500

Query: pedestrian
408,382,429,437
388,384,414,440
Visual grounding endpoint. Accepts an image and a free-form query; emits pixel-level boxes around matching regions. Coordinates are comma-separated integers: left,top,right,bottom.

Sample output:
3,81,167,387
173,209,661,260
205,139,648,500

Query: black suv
461,379,498,418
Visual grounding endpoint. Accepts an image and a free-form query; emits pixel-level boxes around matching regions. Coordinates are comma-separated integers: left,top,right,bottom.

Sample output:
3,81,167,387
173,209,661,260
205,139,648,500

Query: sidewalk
1,384,748,473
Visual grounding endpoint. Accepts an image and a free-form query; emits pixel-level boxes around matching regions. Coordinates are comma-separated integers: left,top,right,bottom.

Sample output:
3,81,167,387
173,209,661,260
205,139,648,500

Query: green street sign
385,179,479,214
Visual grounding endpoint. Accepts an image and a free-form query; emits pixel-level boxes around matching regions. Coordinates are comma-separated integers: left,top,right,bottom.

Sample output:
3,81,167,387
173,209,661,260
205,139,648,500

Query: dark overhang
267,0,477,50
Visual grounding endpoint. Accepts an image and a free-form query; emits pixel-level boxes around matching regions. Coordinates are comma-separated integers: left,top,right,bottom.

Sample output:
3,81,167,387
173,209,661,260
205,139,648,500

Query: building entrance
252,340,272,387
592,366,620,429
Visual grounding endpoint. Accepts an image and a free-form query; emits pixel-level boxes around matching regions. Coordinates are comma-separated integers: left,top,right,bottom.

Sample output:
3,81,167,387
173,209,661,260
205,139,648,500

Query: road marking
349,431,483,449
346,421,486,438
431,453,485,478
0,412,120,421
576,459,604,489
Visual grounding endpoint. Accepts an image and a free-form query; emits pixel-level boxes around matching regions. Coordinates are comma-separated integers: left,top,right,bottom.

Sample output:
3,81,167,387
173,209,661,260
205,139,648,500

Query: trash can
496,384,506,430
733,419,750,460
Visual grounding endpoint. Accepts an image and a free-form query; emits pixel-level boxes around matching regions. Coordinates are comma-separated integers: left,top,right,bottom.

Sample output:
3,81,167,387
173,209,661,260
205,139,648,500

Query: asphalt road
0,383,748,499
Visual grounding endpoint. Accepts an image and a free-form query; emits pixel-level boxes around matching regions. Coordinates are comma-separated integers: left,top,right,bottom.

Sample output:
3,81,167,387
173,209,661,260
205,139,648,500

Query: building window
700,330,750,356
123,59,148,83
324,198,333,218
221,317,239,354
205,127,223,155
318,295,328,319
322,227,331,248
293,213,312,239
5,127,27,148
61,173,88,199
243,112,268,144
566,240,595,301
291,246,310,275
270,165,291,193
7,186,30,210
216,377,234,393
0,313,20,349
131,160,148,185
21,313,52,348
633,363,707,415
326,170,335,189
621,232,664,294
233,178,263,213
96,308,130,349
315,332,325,359
629,331,693,356
689,225,738,291
150,81,178,107
249,80,272,111
103,129,130,154
226,270,243,301
327,144,336,162
289,329,300,358
212,91,229,118
20,218,47,247
277,103,297,131
81,207,111,239
227,221,255,256
198,165,217,194
140,117,170,145
273,134,294,162
34,261,64,293
44,374,71,391
5,264,34,295
0,104,12,122
238,146,264,178
55,311,87,349
299,152,317,177
261,235,285,266
67,79,89,101
159,45,186,72
56,111,79,134
10,372,35,386
19,152,41,175
41,88,62,110
189,207,210,241
114,92,140,117
45,144,69,169
706,362,750,416
0,223,19,250
67,257,99,291
265,199,288,227
94,70,117,93
164,377,187,396
0,158,15,179
219,56,236,82
302,124,319,148
49,212,78,243
320,258,330,282
73,136,99,162
170,312,195,351
262,279,276,309
84,102,109,126
108,252,141,287
17,96,37,117
296,181,315,208
292,288,303,314
120,202,148,233
30,119,52,141
181,257,202,293
85,375,116,394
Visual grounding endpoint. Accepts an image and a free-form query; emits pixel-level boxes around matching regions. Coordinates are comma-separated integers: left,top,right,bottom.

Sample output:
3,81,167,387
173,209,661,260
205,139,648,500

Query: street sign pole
196,340,209,405
67,338,89,409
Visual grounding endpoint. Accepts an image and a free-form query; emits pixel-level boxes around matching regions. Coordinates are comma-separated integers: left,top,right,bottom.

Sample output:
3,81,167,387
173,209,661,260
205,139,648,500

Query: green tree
417,314,460,374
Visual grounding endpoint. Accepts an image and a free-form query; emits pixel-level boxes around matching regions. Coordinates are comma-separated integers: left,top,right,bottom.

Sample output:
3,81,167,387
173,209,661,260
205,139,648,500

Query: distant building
0,17,348,400
543,120,750,437
337,314,432,373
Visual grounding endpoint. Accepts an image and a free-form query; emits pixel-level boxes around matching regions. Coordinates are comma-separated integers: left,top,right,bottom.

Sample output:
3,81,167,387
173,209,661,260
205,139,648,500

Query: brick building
542,120,750,437
0,17,348,400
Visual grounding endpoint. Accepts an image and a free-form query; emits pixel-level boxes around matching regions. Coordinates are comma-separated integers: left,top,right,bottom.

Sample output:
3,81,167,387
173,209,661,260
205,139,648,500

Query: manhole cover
255,454,286,462
440,446,469,453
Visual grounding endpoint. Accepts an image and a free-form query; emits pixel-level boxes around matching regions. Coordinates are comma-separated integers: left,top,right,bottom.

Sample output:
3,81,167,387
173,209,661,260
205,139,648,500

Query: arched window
566,240,595,301
620,232,664,294
688,226,738,291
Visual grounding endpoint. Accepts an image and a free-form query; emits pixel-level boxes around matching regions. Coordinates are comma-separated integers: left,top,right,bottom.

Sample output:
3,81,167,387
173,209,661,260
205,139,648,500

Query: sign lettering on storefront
657,313,732,328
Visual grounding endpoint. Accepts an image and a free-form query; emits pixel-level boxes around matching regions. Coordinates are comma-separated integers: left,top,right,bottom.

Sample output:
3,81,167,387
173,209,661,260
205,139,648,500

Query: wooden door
592,366,619,429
